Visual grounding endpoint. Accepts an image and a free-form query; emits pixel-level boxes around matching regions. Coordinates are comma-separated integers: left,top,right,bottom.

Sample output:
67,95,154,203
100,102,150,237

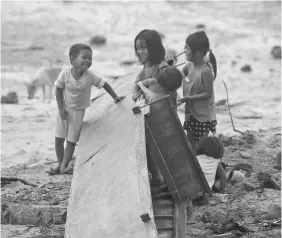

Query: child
48,43,125,175
132,29,169,101
136,66,183,107
177,31,217,150
195,136,226,193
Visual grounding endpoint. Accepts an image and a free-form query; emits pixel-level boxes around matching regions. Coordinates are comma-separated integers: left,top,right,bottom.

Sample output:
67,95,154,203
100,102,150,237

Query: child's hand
114,96,125,103
177,98,184,107
59,108,68,120
132,93,138,102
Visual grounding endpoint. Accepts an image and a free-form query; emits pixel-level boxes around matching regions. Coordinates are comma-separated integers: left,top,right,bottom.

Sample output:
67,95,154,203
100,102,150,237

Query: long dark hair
186,31,217,79
134,29,166,65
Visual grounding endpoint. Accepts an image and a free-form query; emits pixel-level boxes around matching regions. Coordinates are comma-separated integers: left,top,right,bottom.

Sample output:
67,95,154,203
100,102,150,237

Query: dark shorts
183,116,217,141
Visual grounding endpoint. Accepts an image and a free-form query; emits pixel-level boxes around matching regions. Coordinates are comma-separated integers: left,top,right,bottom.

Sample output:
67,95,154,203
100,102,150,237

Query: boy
48,43,124,175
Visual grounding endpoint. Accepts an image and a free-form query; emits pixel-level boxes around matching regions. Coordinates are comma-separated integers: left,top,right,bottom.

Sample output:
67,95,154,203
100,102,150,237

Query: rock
239,151,252,159
216,99,227,106
1,92,19,104
240,65,252,72
89,35,107,46
119,59,136,66
233,163,252,173
231,60,237,67
260,178,280,190
158,31,165,39
226,170,245,183
265,204,281,220
27,45,44,51
257,171,271,181
271,45,281,59
273,152,281,170
196,23,206,29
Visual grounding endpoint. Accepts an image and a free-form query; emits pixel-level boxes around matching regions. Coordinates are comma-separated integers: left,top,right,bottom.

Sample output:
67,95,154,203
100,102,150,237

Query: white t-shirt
197,154,220,188
54,68,105,109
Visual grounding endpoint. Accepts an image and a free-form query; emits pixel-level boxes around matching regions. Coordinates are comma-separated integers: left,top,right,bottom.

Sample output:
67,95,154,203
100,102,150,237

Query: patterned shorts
183,116,217,141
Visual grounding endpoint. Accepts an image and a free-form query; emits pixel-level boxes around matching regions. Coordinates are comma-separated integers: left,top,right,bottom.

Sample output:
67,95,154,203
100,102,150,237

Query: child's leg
59,108,85,174
60,140,76,173
54,137,65,173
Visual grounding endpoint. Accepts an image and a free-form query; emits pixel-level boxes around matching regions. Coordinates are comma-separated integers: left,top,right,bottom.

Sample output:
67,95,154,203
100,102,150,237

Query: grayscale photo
1,1,281,237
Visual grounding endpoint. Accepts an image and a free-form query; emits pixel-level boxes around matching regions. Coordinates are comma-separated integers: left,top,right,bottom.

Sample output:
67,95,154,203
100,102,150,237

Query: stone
239,151,252,159
240,65,252,72
1,92,19,104
196,23,206,29
271,45,281,59
273,152,281,170
89,35,107,46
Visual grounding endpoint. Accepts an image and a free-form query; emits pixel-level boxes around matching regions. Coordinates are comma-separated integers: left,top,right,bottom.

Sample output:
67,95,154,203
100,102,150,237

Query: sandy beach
1,1,281,237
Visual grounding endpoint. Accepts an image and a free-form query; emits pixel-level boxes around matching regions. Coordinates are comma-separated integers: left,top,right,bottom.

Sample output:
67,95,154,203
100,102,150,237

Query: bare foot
61,167,73,175
46,166,60,176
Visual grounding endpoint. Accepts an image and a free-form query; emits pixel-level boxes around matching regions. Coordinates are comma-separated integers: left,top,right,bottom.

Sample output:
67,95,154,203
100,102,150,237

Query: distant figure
132,29,169,102
25,67,63,103
195,136,226,193
48,43,125,175
177,31,217,149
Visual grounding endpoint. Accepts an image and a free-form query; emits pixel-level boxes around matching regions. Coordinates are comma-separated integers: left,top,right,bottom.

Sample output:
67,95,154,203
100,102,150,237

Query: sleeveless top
183,62,216,122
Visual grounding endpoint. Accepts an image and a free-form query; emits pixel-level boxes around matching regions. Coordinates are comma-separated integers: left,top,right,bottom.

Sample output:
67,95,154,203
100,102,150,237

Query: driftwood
1,202,67,226
222,81,244,135
1,177,38,187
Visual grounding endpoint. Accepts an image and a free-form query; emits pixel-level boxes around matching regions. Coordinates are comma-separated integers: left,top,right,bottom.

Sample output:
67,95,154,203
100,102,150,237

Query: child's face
184,44,192,61
72,49,92,71
135,38,148,64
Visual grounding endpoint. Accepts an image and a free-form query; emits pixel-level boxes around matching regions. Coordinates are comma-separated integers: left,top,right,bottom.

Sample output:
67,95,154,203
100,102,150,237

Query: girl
132,29,169,101
177,31,217,150
196,136,226,193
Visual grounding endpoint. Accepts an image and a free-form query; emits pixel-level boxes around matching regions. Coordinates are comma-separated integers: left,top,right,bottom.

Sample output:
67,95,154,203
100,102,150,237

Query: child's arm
217,163,227,193
103,82,125,103
132,78,155,101
54,70,67,120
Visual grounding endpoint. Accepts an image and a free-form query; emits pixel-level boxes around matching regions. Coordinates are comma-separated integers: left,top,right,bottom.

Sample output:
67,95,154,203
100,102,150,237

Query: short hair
195,136,224,159
156,66,182,92
69,43,92,63
134,29,165,65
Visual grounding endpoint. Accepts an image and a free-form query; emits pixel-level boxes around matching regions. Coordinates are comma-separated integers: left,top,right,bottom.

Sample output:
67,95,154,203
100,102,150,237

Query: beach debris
260,178,280,190
265,204,281,220
1,92,19,104
216,99,227,107
241,65,252,72
233,163,252,173
209,194,228,205
120,59,136,66
89,34,107,46
243,182,255,191
273,152,281,170
222,81,244,135
239,151,252,159
262,218,281,228
1,177,38,187
196,23,206,29
257,171,271,181
271,45,281,59
231,60,237,67
226,170,245,183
